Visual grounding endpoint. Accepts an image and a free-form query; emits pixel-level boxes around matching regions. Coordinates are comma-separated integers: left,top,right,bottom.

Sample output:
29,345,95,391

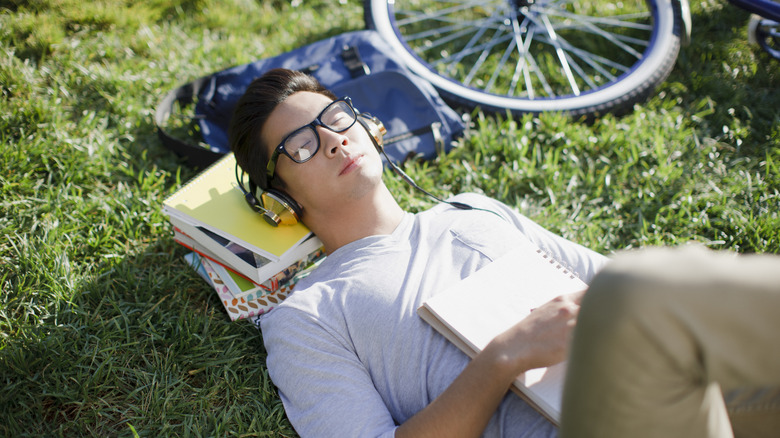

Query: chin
348,168,384,199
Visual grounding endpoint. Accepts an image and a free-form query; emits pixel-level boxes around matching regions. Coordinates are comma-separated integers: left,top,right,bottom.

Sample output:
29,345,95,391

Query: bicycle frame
675,0,693,45
679,0,779,59
729,0,780,21
729,0,780,59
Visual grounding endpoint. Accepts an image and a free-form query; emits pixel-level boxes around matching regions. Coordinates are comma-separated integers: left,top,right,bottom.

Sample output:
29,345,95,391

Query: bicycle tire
365,0,682,116
748,15,780,60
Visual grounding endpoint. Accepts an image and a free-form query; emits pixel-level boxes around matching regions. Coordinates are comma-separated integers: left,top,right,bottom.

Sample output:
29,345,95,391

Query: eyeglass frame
265,96,357,181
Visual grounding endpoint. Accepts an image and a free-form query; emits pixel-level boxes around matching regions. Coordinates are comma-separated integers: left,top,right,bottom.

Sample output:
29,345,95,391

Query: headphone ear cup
260,189,302,227
238,168,302,227
358,114,387,152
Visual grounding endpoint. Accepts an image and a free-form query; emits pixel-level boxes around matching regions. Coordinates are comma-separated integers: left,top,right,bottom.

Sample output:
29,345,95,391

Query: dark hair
228,68,337,190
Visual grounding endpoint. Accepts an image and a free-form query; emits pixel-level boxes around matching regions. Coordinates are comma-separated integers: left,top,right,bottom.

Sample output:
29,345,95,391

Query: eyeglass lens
283,100,356,163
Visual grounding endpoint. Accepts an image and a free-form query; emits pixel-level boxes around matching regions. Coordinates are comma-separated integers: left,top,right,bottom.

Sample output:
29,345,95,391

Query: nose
318,126,348,157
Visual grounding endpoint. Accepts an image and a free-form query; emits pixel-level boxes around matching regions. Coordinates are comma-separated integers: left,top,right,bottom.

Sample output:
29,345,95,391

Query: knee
577,248,685,334
579,262,654,327
582,246,716,312
577,245,735,341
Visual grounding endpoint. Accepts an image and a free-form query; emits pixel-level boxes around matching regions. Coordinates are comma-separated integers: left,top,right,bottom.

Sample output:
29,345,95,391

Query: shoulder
259,287,353,360
259,242,389,330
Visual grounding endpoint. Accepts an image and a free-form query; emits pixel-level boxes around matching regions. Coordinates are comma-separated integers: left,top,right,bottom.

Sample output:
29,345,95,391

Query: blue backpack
155,30,466,168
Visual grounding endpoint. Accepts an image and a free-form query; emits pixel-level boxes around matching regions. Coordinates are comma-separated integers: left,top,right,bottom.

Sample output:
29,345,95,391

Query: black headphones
235,112,386,227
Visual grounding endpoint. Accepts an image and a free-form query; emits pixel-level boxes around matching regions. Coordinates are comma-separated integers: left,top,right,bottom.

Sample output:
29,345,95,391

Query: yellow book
163,153,314,261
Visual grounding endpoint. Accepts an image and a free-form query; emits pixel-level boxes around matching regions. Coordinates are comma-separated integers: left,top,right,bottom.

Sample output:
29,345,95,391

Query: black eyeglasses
266,97,357,180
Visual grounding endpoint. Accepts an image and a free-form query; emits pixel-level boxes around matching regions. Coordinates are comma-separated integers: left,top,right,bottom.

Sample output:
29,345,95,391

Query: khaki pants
559,246,780,438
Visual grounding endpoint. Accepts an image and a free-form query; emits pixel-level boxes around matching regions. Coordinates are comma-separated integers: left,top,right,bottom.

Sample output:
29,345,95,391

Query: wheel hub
511,0,536,8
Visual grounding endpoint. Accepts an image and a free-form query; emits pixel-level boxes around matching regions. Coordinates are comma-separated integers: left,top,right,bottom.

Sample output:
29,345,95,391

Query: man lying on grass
229,68,780,438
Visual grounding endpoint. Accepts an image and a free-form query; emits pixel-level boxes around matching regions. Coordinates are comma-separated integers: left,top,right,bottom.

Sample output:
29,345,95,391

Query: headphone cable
380,148,507,222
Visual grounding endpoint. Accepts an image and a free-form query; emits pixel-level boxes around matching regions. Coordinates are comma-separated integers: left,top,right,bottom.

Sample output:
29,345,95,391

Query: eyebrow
276,100,332,146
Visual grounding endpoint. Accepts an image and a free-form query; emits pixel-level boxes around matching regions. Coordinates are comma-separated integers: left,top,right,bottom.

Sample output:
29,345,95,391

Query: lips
339,155,363,176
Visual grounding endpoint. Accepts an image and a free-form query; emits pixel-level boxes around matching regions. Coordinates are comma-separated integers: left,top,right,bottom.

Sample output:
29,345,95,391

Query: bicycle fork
674,0,693,46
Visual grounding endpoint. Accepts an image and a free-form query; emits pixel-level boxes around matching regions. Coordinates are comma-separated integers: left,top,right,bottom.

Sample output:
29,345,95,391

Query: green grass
1,0,778,436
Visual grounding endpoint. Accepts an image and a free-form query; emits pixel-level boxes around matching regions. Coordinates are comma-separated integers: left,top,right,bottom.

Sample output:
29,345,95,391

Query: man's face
261,91,385,218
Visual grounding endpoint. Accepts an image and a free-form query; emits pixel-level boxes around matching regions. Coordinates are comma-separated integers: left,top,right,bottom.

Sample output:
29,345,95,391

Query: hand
397,292,585,438
487,290,585,375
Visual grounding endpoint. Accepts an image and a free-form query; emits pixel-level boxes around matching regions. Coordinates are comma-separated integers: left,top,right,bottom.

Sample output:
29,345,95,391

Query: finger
569,289,587,304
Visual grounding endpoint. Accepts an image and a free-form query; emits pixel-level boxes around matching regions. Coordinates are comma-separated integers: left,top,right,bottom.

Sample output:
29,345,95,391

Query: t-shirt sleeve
260,306,398,438
451,193,610,283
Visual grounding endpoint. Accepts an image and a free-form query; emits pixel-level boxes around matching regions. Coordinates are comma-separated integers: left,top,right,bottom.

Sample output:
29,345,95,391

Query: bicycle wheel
748,15,780,60
365,0,682,116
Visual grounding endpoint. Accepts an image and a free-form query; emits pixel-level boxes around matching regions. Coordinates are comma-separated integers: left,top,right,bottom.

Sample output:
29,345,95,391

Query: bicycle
739,0,780,59
364,0,776,117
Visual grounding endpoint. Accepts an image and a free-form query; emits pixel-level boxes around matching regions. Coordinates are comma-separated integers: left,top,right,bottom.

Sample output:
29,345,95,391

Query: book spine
199,256,297,321
172,221,323,289
169,216,273,277
173,230,262,285
211,248,325,301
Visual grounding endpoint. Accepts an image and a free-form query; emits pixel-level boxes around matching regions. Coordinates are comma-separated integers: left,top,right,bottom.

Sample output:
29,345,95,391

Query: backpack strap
155,44,370,169
340,45,370,78
154,32,464,168
154,76,223,168
384,122,444,153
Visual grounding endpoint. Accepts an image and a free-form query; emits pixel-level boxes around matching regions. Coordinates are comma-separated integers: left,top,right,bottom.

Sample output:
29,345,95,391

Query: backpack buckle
341,45,370,78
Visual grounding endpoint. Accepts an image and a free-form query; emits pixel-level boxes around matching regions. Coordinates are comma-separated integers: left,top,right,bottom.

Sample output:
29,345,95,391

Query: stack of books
163,153,325,325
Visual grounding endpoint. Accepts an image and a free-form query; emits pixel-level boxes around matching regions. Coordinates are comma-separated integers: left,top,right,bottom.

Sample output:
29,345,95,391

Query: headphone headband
235,109,386,227
236,108,480,226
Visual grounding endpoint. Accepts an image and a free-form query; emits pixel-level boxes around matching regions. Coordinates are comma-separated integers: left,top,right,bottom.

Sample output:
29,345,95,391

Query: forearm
395,340,528,438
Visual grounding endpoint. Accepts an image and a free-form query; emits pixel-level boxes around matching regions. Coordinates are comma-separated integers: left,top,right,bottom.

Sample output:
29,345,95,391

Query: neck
304,184,406,254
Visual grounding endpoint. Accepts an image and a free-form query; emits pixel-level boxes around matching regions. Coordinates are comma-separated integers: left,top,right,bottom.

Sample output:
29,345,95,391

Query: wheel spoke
409,23,491,50
443,5,511,77
394,0,491,28
431,32,515,76
561,43,630,75
401,18,490,43
375,0,678,114
502,14,534,96
462,23,512,86
394,0,653,94
535,7,650,59
508,13,553,99
523,45,557,98
532,26,631,78
540,14,581,95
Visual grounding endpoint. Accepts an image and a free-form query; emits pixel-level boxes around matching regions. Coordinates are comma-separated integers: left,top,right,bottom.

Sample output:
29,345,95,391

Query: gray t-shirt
261,193,608,437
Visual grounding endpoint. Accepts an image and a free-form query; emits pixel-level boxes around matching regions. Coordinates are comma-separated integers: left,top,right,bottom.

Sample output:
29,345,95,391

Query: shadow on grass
0,236,295,437
1,96,295,434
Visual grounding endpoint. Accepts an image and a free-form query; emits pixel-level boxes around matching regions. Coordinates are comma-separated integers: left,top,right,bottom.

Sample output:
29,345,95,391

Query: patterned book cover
185,251,324,322
208,249,326,301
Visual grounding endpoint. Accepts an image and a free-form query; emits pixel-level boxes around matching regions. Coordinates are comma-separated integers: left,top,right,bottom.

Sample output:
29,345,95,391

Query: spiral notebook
417,239,588,425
